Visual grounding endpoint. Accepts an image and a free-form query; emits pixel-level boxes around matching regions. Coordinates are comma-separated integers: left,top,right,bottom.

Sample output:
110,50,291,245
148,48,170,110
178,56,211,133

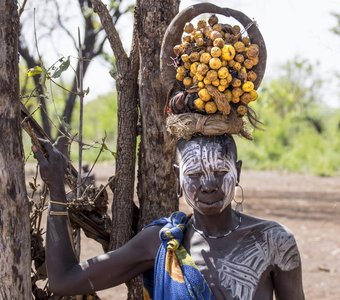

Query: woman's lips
196,199,224,209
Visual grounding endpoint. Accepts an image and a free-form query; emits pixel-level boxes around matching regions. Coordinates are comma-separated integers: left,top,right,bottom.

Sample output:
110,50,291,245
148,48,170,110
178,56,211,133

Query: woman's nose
200,176,218,192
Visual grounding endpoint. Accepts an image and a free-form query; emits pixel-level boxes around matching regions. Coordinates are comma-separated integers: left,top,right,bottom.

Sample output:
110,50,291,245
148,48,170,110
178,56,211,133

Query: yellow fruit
221,60,228,67
209,58,222,70
200,52,211,64
242,81,254,92
232,87,244,98
246,44,259,59
190,62,199,74
212,79,220,87
194,98,205,111
173,45,183,56
247,70,257,82
206,70,218,82
238,67,248,81
210,30,223,40
203,77,212,85
211,47,222,58
208,14,219,27
228,59,236,68
219,78,228,86
241,92,252,104
250,56,259,66
224,89,232,101
249,90,258,101
231,96,240,103
244,59,254,69
176,66,186,75
232,25,241,35
212,23,223,32
235,54,244,63
182,35,191,43
234,41,246,53
193,31,203,40
242,37,251,46
183,77,193,86
218,85,226,92
198,81,205,88
221,45,236,61
196,73,204,81
237,105,248,116
184,22,194,34
197,19,207,29
205,101,218,114
218,67,229,79
184,62,191,70
198,88,211,101
213,38,225,48
176,73,184,81
226,74,233,83
181,54,190,63
195,38,204,47
196,63,209,76
233,62,241,71
231,78,241,87
189,52,200,62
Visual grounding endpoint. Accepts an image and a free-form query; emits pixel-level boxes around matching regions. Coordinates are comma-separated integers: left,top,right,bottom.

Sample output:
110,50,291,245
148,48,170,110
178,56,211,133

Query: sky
21,0,340,106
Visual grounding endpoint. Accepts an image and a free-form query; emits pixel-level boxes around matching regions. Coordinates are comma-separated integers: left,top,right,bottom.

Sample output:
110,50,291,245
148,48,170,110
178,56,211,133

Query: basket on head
160,3,267,140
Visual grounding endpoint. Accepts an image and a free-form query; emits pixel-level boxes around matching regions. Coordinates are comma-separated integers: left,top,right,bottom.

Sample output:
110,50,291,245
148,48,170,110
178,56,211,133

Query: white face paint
178,140,238,215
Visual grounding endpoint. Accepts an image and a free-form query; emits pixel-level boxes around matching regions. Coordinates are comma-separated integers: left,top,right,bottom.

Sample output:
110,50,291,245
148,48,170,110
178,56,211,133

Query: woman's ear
236,160,242,185
173,164,180,180
173,164,183,198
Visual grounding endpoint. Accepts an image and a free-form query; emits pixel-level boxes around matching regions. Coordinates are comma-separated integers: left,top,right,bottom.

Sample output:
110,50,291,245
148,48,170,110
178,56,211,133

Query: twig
77,27,84,200
18,0,28,18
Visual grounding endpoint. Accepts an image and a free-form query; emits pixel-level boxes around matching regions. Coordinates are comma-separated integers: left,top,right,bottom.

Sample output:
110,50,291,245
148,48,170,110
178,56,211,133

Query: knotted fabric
143,211,215,300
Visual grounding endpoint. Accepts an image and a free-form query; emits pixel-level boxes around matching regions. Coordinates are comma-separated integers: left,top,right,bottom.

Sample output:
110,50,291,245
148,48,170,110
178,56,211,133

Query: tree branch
90,0,128,72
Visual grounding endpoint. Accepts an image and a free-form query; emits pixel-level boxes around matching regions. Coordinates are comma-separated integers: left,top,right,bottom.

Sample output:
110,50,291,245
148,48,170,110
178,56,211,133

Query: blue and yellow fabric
143,211,215,300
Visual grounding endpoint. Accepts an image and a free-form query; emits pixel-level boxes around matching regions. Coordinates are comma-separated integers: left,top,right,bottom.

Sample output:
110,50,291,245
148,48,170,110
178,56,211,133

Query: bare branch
90,0,128,72
53,0,78,50
18,0,28,18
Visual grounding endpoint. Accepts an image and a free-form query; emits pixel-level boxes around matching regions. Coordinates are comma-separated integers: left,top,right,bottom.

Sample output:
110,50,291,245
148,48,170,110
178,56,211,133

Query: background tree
0,2,31,298
19,0,132,152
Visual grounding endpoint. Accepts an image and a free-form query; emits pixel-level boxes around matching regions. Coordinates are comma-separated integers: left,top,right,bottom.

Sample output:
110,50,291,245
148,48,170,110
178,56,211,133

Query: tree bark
0,1,31,298
91,0,141,298
136,0,180,228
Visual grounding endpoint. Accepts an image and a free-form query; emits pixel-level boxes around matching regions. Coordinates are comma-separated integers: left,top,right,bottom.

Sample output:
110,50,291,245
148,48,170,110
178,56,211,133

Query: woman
33,134,304,299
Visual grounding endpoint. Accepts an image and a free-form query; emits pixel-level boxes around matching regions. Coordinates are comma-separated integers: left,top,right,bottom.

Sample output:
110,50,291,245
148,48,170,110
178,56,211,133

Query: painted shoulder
241,213,301,271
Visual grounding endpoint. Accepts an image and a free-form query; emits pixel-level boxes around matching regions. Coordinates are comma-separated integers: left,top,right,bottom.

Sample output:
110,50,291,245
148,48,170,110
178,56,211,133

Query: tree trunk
0,2,31,299
136,0,180,228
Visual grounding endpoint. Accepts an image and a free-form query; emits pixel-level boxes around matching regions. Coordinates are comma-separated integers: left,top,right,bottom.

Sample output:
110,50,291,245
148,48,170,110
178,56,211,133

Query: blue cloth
143,211,215,300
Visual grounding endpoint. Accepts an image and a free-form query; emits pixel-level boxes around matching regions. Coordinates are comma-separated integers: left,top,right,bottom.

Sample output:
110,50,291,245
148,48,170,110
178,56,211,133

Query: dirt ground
27,164,340,299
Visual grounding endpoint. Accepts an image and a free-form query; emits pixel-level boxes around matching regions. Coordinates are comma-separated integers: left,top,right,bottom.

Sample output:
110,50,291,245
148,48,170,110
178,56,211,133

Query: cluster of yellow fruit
173,14,260,116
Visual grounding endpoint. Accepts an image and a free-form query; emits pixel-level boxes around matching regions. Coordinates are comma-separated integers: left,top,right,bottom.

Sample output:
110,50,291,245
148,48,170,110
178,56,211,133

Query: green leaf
51,56,70,78
27,66,43,77
102,143,116,157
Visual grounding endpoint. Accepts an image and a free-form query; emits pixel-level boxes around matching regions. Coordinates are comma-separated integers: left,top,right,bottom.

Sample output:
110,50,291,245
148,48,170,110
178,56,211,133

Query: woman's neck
191,205,239,237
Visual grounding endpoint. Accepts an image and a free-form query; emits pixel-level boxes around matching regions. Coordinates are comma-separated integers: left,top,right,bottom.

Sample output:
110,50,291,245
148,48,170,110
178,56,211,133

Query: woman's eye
214,170,228,176
187,172,203,178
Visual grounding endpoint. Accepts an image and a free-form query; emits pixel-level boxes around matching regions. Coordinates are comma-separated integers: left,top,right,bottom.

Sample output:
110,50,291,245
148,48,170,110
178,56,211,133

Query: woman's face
178,139,238,215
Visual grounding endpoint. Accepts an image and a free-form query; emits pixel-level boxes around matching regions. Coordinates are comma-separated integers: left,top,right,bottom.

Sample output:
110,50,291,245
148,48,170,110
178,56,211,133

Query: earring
234,184,244,212
176,181,183,198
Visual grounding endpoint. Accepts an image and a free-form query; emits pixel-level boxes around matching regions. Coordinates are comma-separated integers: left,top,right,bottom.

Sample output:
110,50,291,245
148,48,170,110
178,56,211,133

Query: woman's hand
32,139,68,195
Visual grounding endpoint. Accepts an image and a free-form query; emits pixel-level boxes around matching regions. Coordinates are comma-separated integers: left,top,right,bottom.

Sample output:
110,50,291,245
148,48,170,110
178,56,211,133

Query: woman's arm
271,225,305,300
34,140,160,295
272,265,304,300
